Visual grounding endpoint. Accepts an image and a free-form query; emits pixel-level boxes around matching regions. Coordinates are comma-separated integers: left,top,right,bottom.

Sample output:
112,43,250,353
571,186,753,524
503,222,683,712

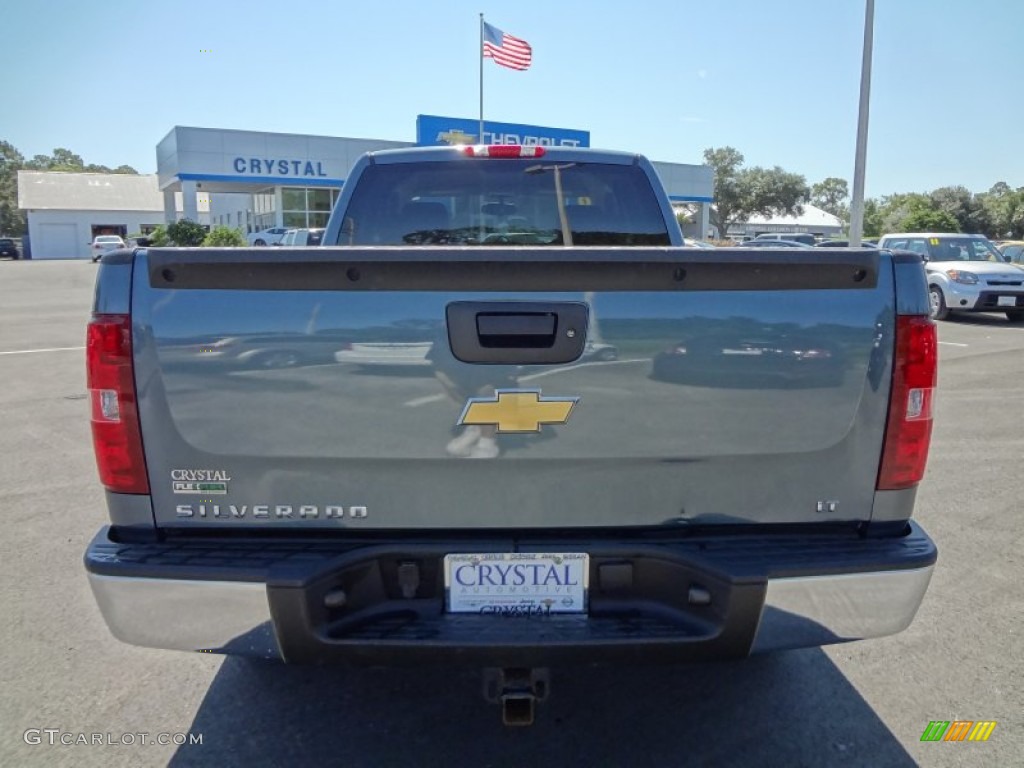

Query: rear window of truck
334,160,671,246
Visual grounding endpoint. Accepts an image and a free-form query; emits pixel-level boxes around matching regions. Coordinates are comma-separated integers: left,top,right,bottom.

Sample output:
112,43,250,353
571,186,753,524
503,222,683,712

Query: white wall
208,192,256,232
27,210,166,259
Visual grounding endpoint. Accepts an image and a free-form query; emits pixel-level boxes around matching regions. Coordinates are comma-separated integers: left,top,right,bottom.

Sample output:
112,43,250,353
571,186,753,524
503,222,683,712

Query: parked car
683,238,716,249
276,228,325,247
743,239,813,248
651,329,845,389
90,235,126,262
246,227,289,246
170,331,358,370
877,233,1024,322
816,239,878,248
997,241,1024,265
0,237,19,259
753,232,817,246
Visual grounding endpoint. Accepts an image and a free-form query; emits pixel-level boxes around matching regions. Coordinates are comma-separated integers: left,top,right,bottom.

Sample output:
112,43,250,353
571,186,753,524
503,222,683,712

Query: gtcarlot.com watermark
24,729,203,747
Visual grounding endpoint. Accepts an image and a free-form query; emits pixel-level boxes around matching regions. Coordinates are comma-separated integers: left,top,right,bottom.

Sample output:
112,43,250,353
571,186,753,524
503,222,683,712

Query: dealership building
19,116,714,259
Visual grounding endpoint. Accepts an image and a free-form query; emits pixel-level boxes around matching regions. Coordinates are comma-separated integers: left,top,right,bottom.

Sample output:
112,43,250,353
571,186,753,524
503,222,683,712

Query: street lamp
849,0,875,248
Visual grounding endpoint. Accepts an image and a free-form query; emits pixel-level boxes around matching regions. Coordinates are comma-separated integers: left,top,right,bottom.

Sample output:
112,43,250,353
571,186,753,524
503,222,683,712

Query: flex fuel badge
171,469,230,495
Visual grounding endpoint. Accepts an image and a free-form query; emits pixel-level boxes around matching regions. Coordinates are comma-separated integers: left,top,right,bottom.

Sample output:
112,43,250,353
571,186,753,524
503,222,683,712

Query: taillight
877,316,937,490
87,314,149,494
462,144,546,158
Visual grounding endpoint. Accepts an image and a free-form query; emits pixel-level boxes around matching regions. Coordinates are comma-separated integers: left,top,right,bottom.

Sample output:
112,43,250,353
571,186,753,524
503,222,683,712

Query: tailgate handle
476,313,556,348
446,301,589,364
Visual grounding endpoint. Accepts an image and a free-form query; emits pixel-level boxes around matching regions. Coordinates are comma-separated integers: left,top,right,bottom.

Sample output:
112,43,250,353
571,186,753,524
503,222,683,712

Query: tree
24,148,85,172
928,186,990,235
862,199,884,238
0,140,26,235
811,177,850,221
21,148,137,175
702,147,744,237
202,226,246,247
900,206,959,233
979,182,1024,239
870,192,964,234
166,219,207,246
876,193,933,234
49,148,85,171
703,146,809,237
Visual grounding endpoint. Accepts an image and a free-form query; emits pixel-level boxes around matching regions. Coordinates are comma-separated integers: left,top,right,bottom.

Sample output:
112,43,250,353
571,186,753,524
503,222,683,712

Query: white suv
878,233,1024,322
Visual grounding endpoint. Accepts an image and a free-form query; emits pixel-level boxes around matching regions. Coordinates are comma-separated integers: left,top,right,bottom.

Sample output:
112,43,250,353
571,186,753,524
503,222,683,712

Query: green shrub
202,226,246,247
146,225,170,246
166,219,207,247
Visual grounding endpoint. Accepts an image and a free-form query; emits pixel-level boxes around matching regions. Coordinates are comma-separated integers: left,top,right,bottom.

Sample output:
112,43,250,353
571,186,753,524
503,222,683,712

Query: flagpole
479,13,484,142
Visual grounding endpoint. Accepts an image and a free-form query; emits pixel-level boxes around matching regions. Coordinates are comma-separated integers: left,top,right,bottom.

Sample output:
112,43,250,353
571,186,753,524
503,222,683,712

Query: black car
816,239,878,248
0,238,19,259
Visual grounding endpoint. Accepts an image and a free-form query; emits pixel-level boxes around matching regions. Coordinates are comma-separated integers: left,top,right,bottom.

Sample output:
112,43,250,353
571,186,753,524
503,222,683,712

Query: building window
309,189,332,213
281,188,306,211
279,187,340,229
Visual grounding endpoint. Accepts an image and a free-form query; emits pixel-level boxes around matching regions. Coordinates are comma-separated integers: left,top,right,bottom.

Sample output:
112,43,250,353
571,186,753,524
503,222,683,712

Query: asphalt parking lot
1,260,1021,767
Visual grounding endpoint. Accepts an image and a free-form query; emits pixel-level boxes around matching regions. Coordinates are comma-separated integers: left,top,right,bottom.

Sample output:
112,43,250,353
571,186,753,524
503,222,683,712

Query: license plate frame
997,296,1017,307
443,552,589,615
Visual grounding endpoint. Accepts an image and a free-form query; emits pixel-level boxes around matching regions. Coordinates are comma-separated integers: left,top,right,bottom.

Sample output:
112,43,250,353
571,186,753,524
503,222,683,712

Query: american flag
482,22,532,71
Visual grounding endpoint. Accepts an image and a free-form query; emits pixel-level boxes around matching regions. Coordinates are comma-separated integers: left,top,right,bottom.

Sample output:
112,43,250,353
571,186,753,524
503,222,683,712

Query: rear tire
1007,311,1024,324
929,286,950,320
254,239,266,246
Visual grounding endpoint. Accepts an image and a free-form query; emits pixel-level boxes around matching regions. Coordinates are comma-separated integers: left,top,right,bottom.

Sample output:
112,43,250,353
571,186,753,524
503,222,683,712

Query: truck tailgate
134,247,891,530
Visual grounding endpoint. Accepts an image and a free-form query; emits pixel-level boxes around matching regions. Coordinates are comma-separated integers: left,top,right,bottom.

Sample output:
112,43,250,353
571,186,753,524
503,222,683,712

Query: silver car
878,233,1024,322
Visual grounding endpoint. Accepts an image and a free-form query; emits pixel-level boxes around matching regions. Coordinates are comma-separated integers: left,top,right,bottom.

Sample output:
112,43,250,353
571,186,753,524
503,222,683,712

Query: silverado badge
458,389,579,434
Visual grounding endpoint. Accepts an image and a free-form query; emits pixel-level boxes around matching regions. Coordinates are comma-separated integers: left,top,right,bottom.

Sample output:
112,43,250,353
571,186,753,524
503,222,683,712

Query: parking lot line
0,346,86,356
937,341,969,347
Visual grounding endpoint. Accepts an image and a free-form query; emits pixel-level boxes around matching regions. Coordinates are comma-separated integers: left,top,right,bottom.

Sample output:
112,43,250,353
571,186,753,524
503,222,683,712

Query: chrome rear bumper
750,566,934,653
88,574,281,658
85,524,936,662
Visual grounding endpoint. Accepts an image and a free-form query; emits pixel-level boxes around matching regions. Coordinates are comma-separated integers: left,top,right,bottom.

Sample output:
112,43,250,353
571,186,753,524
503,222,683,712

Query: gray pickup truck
85,145,937,724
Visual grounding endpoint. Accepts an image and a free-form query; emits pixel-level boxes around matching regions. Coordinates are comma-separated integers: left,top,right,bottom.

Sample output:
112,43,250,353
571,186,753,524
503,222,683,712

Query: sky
2,0,1021,199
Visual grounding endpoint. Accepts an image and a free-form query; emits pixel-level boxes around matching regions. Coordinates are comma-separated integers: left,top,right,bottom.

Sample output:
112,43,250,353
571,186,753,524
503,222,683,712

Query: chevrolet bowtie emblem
436,129,477,145
458,389,579,433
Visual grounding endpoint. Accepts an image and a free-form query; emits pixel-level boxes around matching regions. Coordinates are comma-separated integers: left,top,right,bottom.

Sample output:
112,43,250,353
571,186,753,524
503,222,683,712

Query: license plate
997,296,1017,307
444,553,589,615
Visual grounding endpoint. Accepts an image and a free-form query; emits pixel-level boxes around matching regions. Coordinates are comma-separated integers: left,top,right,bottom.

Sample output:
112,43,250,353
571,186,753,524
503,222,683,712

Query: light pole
848,0,875,247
